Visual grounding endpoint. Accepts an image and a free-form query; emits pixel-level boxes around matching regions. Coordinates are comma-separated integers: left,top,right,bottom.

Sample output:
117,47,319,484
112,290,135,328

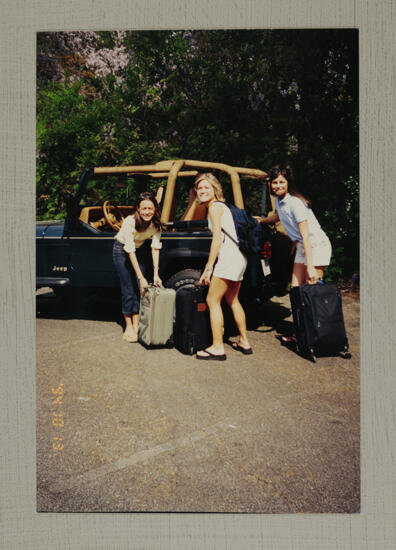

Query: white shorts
213,248,247,281
295,237,332,267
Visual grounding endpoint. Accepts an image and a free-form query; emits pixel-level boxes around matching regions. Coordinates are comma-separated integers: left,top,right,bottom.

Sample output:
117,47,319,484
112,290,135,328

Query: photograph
35,29,360,513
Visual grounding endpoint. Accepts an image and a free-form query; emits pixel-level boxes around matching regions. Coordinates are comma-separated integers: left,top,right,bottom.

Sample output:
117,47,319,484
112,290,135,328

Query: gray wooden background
1,0,395,548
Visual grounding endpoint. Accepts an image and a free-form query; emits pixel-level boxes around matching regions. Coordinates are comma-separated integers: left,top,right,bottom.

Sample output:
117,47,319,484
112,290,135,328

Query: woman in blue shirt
259,164,332,341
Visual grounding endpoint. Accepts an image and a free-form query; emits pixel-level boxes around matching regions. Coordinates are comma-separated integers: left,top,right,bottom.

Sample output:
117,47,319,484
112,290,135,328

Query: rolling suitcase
138,285,176,347
289,283,351,362
174,285,212,355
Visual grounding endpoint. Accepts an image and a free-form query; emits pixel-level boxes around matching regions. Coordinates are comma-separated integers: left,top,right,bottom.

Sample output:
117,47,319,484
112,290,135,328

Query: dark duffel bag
289,282,351,362
174,284,212,355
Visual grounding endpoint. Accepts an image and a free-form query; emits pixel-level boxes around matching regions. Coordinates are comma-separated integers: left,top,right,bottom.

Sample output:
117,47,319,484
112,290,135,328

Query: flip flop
231,342,253,355
196,349,226,361
281,335,297,345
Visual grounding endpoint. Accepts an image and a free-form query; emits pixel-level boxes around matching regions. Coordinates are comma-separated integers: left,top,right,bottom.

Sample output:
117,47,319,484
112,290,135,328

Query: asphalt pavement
36,287,360,513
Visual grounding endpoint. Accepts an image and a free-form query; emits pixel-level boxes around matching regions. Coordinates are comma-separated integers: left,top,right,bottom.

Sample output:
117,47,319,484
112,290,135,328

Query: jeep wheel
164,268,202,291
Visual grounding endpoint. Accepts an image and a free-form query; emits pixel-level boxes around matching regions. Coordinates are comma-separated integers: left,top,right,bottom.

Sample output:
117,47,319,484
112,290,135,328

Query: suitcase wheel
343,352,352,359
165,337,174,349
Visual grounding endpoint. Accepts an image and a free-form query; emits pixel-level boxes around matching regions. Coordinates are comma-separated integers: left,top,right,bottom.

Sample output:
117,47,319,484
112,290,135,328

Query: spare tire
164,268,201,291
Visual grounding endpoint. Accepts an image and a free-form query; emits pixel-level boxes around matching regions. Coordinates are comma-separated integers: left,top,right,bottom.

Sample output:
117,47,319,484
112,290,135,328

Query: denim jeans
113,240,151,315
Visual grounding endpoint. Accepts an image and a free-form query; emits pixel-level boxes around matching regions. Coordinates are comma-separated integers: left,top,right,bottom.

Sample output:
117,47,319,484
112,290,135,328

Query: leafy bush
37,30,358,279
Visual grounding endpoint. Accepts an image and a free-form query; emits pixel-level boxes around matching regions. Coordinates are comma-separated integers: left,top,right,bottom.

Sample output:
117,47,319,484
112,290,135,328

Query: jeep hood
36,220,65,238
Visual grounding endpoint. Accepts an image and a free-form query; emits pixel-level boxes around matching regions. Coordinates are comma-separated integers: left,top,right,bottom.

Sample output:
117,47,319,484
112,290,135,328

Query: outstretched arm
255,212,279,225
151,248,162,286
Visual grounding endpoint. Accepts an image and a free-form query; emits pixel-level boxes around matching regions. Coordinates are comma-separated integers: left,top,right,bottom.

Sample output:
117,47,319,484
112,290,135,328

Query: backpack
213,201,261,256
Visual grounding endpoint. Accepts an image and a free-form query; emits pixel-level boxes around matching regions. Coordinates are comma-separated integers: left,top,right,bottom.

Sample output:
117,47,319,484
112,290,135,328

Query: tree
36,29,358,279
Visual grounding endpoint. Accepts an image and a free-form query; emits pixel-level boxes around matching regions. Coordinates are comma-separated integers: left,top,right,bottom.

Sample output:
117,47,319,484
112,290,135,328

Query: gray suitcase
138,285,176,347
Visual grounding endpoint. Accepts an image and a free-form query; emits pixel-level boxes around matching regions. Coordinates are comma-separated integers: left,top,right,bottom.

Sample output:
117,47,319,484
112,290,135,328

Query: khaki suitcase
138,285,176,347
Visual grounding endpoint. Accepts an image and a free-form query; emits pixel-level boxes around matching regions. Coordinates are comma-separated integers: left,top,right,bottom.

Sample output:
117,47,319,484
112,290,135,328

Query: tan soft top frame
94,159,268,223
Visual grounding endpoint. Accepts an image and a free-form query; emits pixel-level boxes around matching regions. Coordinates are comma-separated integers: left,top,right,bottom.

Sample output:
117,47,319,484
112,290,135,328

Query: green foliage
37,29,358,279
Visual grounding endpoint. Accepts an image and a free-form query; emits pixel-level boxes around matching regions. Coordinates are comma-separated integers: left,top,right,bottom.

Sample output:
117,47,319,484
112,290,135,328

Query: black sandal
196,349,227,361
231,342,253,355
280,335,297,345
281,335,296,343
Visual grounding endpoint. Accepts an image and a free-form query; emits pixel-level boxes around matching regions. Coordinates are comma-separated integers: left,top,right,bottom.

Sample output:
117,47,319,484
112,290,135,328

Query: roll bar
92,160,268,223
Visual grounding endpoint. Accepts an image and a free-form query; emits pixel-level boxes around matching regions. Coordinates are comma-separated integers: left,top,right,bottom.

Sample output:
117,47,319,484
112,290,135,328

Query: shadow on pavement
36,288,124,327
222,295,294,339
37,288,295,341
254,298,294,335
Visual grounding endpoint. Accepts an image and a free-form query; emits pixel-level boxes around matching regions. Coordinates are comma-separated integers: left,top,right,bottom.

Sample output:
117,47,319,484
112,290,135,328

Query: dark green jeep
36,159,293,306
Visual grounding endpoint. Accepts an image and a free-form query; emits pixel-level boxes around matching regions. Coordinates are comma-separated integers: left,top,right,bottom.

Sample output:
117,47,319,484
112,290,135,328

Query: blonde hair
194,172,225,203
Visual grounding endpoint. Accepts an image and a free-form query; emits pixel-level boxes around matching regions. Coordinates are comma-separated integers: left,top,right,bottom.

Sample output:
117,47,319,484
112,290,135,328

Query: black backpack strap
221,227,239,247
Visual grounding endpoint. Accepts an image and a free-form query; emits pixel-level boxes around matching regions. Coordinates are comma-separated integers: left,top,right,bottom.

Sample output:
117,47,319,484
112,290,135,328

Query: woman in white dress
195,173,252,361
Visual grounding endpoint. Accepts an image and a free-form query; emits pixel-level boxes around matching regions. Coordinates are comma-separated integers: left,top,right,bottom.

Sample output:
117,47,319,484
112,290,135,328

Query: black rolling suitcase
289,283,351,362
174,285,212,355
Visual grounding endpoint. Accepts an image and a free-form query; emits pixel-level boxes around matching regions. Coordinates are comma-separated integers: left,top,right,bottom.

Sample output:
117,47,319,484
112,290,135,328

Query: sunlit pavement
36,289,360,513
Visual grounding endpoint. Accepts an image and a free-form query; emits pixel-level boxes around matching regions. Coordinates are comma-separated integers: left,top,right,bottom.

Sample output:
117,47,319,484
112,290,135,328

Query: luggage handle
188,280,207,288
144,283,167,294
303,279,324,288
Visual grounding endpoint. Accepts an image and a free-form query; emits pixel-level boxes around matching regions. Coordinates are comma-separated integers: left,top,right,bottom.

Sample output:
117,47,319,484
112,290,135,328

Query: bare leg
291,262,307,286
292,263,325,286
197,276,228,356
132,313,139,333
314,266,324,280
224,281,250,349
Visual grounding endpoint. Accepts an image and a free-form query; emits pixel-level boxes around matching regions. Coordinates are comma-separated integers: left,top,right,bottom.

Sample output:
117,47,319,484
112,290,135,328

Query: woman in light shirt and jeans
113,192,163,342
